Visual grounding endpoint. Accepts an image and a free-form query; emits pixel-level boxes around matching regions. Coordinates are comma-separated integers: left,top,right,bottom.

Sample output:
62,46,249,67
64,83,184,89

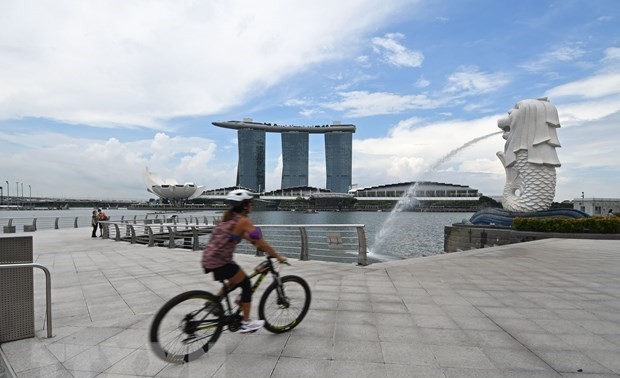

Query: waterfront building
281,132,309,189
237,128,266,192
572,197,620,216
349,181,480,199
212,119,355,193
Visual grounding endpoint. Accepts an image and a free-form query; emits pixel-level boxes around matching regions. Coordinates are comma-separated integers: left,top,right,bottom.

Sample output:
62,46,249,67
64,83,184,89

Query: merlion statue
496,98,561,212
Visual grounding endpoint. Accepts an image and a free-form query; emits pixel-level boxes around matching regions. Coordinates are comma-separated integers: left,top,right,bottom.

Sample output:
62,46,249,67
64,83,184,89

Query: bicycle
149,256,312,363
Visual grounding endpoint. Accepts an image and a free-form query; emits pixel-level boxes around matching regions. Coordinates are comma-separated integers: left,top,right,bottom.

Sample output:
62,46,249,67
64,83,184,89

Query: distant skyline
1,0,619,201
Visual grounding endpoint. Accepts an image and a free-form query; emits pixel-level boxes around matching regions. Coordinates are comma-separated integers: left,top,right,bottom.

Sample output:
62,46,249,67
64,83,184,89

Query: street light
16,181,19,206
29,185,31,209
5,181,8,199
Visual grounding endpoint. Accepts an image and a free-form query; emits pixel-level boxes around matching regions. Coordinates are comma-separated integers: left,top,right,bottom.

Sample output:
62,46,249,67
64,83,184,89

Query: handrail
0,263,53,338
100,221,369,264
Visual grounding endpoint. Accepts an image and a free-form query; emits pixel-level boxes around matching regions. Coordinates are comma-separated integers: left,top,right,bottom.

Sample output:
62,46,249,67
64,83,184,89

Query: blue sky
1,0,619,202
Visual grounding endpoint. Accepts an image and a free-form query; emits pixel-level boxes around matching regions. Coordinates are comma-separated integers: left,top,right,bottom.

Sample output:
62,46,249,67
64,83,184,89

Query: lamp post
0,186,3,205
5,181,8,202
16,181,19,206
29,185,31,209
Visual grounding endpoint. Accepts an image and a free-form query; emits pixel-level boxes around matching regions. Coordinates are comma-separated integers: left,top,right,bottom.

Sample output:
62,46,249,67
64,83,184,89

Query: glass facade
325,132,353,193
281,132,309,189
237,129,265,192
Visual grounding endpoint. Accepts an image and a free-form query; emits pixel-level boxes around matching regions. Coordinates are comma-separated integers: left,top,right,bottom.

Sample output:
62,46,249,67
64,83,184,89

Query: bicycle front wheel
258,275,311,333
149,290,223,363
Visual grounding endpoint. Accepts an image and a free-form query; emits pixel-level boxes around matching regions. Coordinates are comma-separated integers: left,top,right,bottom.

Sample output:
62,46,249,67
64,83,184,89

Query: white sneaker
240,319,264,333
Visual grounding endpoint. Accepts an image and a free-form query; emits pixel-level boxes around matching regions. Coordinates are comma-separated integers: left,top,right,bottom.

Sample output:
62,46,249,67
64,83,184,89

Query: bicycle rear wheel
258,275,311,333
149,290,223,363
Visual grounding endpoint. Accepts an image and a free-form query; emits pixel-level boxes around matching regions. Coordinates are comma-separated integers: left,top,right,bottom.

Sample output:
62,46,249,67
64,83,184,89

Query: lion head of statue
497,97,561,168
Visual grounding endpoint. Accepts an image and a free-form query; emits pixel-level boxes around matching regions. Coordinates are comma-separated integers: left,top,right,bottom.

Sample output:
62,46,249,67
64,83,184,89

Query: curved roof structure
142,167,205,200
212,120,355,133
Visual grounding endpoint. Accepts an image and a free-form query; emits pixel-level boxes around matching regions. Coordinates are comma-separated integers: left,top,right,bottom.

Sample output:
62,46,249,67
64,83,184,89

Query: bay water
1,208,472,261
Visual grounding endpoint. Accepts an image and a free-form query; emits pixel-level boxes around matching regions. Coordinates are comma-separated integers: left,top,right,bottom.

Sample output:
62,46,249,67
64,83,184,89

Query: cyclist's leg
226,269,252,320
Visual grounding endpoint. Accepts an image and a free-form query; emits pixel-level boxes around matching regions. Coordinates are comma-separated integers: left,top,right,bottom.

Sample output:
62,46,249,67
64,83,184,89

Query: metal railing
0,263,53,338
101,221,368,265
0,214,222,233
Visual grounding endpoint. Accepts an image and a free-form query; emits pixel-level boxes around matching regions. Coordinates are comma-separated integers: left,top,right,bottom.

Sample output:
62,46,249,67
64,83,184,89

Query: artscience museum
142,167,205,203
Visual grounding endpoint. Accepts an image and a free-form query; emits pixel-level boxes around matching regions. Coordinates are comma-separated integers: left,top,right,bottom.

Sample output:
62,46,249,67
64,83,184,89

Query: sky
1,0,619,202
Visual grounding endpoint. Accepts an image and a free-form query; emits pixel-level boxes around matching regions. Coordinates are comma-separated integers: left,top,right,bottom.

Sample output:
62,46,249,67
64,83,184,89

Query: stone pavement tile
375,313,415,327
513,332,576,351
337,299,373,312
376,324,421,342
477,306,526,319
534,350,613,374
560,374,620,378
419,328,473,346
333,339,383,363
430,345,495,370
335,310,376,325
61,345,136,373
328,360,388,378
404,302,445,315
13,362,72,378
451,316,502,331
103,349,168,376
401,294,436,305
443,367,506,377
482,347,552,371
271,356,331,378
557,333,620,352
380,341,438,366
440,304,486,318
370,300,409,314
368,293,403,303
281,335,333,359
385,364,445,378
553,309,600,321
54,327,124,346
575,320,620,335
289,319,335,338
45,343,90,362
583,350,620,374
464,296,503,307
310,298,338,311
492,318,548,334
464,330,524,349
445,368,562,378
338,292,369,301
212,354,278,378
2,339,59,374
335,322,379,341
532,319,589,334
231,333,289,356
413,314,460,329
99,329,150,349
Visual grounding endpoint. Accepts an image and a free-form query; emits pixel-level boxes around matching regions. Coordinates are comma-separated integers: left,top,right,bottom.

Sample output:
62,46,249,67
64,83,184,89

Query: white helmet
226,189,254,202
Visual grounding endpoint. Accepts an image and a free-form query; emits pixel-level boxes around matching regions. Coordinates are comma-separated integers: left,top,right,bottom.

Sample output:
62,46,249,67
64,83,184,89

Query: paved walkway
1,228,620,378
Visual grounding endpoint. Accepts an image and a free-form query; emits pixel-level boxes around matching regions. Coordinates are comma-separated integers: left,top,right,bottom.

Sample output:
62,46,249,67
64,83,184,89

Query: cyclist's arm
235,218,286,262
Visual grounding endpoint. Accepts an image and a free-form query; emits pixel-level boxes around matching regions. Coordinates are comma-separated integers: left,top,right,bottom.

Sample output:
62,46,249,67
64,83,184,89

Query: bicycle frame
220,257,283,318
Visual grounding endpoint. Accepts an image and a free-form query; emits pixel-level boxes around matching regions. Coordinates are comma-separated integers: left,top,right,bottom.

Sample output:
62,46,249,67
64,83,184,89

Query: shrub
513,216,620,233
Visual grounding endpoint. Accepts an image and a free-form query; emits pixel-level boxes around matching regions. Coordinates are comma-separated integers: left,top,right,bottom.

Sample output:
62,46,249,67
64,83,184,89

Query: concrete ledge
444,223,620,252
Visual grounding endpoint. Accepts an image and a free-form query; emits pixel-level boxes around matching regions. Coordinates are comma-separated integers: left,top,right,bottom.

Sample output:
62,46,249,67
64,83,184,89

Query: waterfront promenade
1,228,620,377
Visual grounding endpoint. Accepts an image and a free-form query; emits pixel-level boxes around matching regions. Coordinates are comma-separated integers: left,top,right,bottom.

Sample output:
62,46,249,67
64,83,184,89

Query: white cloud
415,76,431,88
0,0,411,128
0,130,225,199
444,66,510,96
323,91,442,117
520,43,586,72
546,73,620,99
371,33,424,68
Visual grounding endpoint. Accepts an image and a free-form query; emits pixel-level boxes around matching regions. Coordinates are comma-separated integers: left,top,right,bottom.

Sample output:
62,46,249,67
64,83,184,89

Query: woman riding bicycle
202,189,287,332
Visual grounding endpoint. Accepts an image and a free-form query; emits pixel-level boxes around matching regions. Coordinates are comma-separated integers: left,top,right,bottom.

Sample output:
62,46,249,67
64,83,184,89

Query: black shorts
208,262,240,281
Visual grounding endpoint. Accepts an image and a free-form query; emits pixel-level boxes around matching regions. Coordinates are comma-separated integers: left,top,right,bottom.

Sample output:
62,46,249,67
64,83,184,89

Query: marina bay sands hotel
212,119,355,193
